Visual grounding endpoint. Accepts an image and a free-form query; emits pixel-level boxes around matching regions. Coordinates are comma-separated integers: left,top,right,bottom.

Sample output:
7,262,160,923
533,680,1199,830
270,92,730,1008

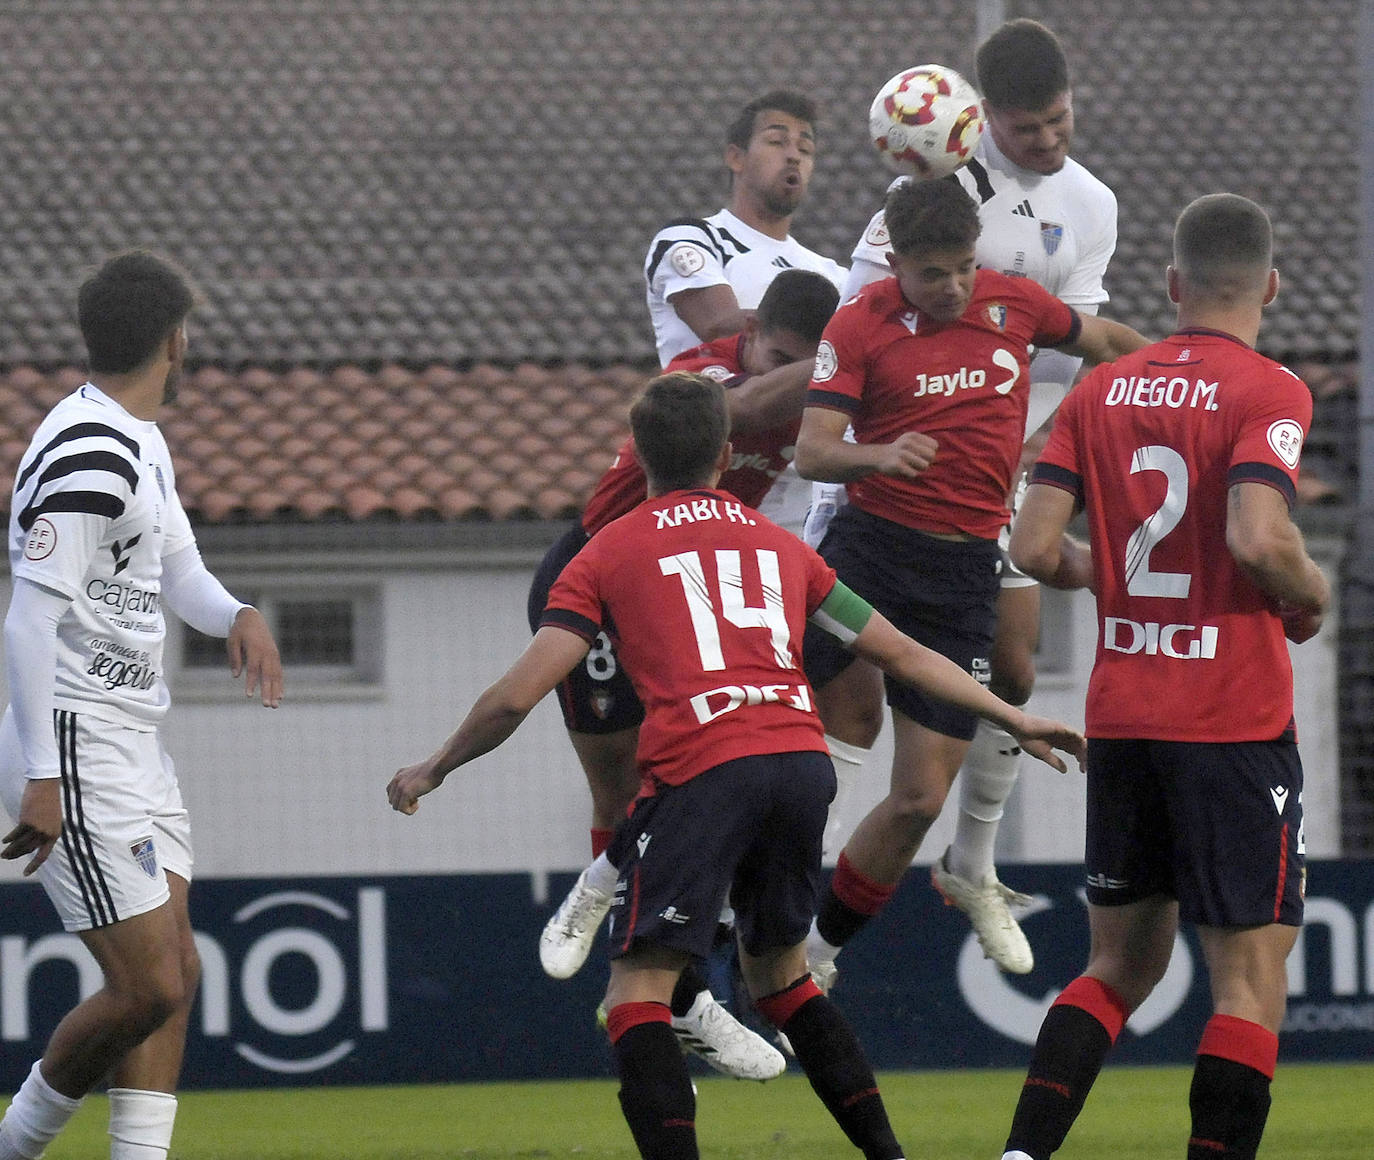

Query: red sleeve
1029,375,1089,499
1019,278,1080,349
1226,366,1313,508
541,538,605,643
805,298,870,417
803,540,839,614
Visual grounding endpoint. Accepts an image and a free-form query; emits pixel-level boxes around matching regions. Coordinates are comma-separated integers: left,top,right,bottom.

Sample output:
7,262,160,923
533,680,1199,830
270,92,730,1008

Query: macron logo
636,833,651,858
1270,786,1289,816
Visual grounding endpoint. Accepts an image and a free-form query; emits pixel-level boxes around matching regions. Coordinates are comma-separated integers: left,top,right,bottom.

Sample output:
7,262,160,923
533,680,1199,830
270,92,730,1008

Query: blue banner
1,861,1370,1090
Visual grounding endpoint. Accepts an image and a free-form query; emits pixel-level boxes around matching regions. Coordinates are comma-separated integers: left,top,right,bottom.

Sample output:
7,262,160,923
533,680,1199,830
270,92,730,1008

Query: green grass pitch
17,1063,1372,1159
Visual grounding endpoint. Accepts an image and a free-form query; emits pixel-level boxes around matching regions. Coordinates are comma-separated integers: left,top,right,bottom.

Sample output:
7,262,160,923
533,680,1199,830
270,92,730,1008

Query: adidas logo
771,256,794,269
1011,199,1035,218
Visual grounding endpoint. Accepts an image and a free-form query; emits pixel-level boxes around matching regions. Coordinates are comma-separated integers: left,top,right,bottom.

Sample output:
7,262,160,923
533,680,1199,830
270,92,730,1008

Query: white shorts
0,707,192,931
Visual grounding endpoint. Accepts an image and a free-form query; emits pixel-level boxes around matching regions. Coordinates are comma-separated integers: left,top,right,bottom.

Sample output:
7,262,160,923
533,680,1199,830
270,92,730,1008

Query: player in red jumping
388,370,1084,1160
998,193,1328,1160
527,269,838,1079
794,177,1148,990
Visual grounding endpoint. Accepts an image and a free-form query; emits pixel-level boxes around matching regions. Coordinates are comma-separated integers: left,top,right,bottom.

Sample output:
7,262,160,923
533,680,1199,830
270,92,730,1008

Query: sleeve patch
812,340,838,382
1266,419,1303,469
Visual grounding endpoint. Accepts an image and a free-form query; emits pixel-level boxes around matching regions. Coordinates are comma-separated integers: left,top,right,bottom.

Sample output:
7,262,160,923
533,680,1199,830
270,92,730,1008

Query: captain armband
809,581,874,646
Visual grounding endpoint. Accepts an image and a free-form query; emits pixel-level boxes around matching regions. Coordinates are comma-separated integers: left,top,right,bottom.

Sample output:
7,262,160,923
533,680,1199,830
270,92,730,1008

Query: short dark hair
975,19,1070,111
726,90,818,150
755,269,840,346
630,372,730,493
884,178,982,257
1173,193,1274,300
78,250,195,374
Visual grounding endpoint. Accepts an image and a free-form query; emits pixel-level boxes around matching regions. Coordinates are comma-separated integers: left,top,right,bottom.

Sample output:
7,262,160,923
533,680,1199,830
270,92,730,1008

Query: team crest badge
130,837,159,879
591,689,614,720
986,304,1008,330
1040,222,1064,255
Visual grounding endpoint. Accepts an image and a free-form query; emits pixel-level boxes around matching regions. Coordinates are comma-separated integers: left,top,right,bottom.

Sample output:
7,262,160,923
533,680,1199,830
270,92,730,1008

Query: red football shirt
580,336,801,535
1032,328,1312,741
546,488,835,788
807,269,1078,538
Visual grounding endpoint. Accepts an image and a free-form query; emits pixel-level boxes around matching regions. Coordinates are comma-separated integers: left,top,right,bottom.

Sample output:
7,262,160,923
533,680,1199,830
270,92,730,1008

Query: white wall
0,534,1345,885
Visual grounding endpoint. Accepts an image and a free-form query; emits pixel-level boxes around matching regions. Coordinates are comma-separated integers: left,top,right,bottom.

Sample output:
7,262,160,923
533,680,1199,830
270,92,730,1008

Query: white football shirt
9,383,196,729
644,207,847,367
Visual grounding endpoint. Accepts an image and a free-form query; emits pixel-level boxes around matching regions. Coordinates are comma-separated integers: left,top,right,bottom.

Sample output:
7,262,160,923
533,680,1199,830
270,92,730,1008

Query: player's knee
1085,951,1168,1013
883,782,946,833
989,663,1035,707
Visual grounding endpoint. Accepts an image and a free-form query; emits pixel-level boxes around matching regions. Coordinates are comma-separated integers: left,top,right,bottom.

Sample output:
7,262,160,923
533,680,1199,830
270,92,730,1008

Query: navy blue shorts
802,505,999,740
605,751,835,960
1085,736,1305,927
527,524,645,735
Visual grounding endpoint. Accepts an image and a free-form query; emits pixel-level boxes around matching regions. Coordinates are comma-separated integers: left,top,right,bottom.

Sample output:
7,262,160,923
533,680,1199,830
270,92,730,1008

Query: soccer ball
869,65,984,179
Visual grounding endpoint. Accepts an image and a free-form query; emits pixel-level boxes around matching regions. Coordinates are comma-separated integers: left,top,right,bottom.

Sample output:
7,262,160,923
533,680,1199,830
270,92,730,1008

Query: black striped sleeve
645,217,725,283
1228,461,1297,508
539,606,602,643
15,422,141,491
19,490,126,532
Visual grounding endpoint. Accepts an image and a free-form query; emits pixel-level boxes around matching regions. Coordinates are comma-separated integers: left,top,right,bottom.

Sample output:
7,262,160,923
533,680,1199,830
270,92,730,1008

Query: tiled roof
0,365,648,525
0,0,1359,368
0,362,1352,526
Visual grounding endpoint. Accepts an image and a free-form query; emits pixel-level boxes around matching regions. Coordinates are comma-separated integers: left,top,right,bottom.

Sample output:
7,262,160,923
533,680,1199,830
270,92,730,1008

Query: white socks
583,850,619,895
950,720,1022,883
0,1061,83,1160
108,1088,177,1160
823,734,869,863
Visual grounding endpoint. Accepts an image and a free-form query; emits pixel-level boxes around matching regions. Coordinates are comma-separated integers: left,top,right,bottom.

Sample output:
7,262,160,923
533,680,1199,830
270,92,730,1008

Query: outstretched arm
725,360,814,432
813,584,1085,770
387,626,592,814
1059,312,1149,366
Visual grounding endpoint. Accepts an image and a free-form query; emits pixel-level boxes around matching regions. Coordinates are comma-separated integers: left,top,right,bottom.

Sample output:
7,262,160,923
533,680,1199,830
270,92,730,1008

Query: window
175,586,381,693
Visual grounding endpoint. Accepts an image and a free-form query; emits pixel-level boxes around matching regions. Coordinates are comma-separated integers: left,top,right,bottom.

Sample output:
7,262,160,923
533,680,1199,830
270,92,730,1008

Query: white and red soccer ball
869,65,984,179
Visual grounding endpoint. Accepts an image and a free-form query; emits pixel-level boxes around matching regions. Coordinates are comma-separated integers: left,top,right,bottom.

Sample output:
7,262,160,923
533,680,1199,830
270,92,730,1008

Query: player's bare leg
1002,897,1175,1160
571,728,640,835
939,582,1040,974
742,941,905,1160
103,873,199,1159
807,713,967,988
0,893,192,1160
813,658,883,860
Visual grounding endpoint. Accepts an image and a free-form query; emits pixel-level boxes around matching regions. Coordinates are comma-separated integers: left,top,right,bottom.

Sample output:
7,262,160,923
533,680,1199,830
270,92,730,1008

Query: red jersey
545,488,835,788
1033,329,1312,741
580,335,801,535
807,269,1078,538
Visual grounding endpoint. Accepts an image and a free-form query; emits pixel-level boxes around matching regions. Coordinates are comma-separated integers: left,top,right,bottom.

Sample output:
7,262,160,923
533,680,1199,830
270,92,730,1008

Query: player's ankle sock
948,720,1021,882
1004,976,1128,1158
590,827,613,859
607,1003,697,1160
815,851,897,948
1186,1015,1277,1159
108,1089,177,1159
668,961,710,1019
0,1060,84,1160
584,850,620,896
822,735,869,862
756,976,902,1160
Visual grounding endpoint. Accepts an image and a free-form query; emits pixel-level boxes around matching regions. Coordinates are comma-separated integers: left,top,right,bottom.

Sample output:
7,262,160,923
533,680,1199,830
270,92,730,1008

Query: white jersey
9,383,196,730
644,207,847,367
844,133,1118,435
